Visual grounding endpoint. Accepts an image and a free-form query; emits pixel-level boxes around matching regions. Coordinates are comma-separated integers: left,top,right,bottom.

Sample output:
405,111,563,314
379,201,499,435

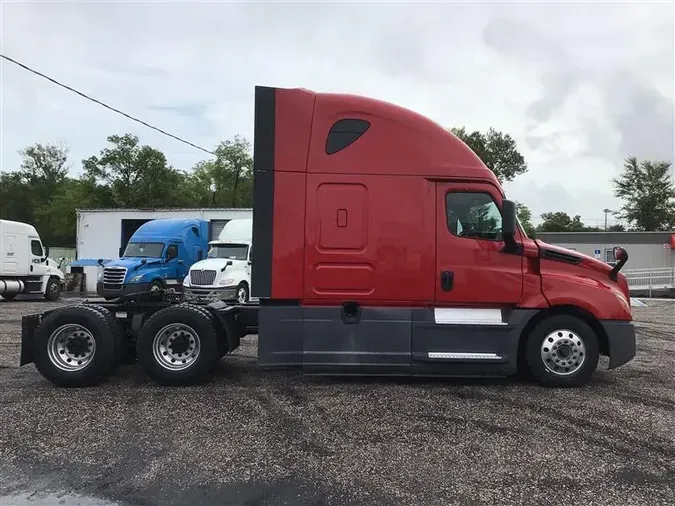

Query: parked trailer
19,85,636,388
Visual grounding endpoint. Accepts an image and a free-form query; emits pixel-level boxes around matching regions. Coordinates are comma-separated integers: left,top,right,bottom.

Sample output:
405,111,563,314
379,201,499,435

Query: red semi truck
19,85,636,388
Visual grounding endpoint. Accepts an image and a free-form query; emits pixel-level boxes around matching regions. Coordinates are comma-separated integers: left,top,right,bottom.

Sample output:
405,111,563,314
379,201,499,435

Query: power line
0,53,215,156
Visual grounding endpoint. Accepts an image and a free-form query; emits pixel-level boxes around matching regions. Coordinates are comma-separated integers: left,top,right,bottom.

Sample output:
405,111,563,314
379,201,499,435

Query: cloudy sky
1,0,673,227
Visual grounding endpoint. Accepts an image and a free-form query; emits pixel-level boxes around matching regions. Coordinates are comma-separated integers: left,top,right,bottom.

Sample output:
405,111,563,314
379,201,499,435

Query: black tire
1,293,17,301
148,280,164,293
86,304,127,370
45,277,62,301
525,314,600,388
32,305,118,387
236,282,249,303
136,303,220,386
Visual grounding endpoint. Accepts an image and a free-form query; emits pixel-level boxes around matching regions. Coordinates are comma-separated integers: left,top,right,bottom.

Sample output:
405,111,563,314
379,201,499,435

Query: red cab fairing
535,241,632,321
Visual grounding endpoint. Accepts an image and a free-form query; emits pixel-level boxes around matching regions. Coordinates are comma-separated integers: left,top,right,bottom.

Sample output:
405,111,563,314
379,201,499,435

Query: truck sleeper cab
19,85,635,389
1,219,65,302
249,85,636,387
97,218,209,300
183,218,253,303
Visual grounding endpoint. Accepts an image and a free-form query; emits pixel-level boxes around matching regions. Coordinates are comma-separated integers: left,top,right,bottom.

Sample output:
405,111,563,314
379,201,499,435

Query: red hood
535,240,613,275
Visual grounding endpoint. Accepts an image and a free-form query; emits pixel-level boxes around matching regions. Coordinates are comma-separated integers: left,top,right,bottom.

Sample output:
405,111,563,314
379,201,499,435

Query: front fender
541,272,631,321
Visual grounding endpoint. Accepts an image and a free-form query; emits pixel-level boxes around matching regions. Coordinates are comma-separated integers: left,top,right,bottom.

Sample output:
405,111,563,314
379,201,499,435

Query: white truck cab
183,219,253,303
0,219,66,301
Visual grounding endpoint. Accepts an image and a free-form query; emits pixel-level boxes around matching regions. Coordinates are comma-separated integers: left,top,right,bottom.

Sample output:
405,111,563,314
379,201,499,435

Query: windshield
208,244,248,260
123,242,165,258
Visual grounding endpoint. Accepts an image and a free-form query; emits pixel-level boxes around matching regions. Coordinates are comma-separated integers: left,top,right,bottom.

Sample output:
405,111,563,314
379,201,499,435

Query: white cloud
1,0,672,226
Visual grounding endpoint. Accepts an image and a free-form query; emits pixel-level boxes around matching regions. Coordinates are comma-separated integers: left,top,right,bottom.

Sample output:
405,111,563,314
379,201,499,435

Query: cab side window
446,192,503,241
166,245,178,260
31,240,43,256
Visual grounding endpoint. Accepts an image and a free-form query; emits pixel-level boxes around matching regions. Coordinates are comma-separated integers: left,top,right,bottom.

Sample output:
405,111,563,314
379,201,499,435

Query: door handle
440,271,454,291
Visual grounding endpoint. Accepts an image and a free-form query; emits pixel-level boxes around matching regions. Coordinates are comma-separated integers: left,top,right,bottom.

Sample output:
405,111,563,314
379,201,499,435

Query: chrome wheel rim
47,324,96,372
150,284,160,291
152,323,201,371
541,329,586,376
237,287,247,303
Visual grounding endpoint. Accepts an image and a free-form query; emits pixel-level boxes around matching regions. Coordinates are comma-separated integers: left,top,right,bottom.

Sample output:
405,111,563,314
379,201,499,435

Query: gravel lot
1,296,674,506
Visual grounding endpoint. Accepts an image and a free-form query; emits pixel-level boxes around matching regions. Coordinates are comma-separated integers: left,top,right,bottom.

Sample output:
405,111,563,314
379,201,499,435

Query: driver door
164,244,180,280
435,182,522,305
30,238,48,277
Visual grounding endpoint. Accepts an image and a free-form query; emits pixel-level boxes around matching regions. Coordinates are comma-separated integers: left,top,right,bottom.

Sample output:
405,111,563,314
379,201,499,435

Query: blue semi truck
96,218,209,300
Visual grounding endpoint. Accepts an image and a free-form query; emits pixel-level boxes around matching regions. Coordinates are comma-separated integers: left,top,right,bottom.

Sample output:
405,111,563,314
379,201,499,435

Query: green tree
612,157,675,231
0,142,73,246
537,212,590,232
188,136,253,207
515,201,536,237
82,134,192,208
449,127,528,182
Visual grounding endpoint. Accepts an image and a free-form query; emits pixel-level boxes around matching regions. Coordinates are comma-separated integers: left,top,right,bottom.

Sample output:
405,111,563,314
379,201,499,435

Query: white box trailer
0,219,66,301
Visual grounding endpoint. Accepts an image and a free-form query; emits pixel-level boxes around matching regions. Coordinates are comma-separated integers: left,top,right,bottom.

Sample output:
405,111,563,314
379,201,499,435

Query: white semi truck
182,218,253,303
0,219,66,301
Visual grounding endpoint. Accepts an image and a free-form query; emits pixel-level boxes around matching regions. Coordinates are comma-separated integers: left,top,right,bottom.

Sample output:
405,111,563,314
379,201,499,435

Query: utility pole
603,208,612,231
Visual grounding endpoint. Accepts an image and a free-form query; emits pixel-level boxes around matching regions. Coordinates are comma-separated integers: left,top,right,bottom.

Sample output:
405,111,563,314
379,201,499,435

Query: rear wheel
32,305,118,387
525,314,599,387
136,303,220,385
86,304,127,369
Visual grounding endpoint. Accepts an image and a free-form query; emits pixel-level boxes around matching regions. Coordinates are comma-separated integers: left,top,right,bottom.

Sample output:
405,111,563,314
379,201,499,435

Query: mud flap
20,313,41,366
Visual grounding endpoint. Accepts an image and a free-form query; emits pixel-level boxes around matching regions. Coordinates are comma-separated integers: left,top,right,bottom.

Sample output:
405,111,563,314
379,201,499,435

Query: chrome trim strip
428,352,503,360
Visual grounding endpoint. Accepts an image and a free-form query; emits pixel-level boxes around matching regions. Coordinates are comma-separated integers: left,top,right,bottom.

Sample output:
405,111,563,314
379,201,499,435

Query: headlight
129,275,143,282
219,278,235,286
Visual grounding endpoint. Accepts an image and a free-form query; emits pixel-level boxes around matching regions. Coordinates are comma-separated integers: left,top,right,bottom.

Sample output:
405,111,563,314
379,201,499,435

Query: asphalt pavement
1,296,674,506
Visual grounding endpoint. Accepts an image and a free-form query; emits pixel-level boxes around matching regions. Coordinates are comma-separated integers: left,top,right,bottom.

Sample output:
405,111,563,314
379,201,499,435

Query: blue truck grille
190,269,217,286
103,267,127,290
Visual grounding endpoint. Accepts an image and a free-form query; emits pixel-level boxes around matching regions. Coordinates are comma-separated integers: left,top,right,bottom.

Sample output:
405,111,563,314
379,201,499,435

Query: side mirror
97,258,104,266
502,200,516,237
501,199,518,253
610,246,629,281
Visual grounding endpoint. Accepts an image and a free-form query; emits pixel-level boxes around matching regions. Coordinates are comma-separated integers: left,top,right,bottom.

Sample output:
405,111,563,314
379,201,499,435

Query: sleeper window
446,192,503,241
31,240,43,256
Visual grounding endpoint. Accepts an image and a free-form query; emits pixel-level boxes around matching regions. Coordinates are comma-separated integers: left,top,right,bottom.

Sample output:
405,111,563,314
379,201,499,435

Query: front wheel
148,280,164,292
525,314,600,388
45,277,62,301
236,282,249,304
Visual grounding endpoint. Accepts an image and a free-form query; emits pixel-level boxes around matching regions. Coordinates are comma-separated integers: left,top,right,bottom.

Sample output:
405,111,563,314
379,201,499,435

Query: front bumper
600,320,636,369
184,285,237,301
96,282,150,299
